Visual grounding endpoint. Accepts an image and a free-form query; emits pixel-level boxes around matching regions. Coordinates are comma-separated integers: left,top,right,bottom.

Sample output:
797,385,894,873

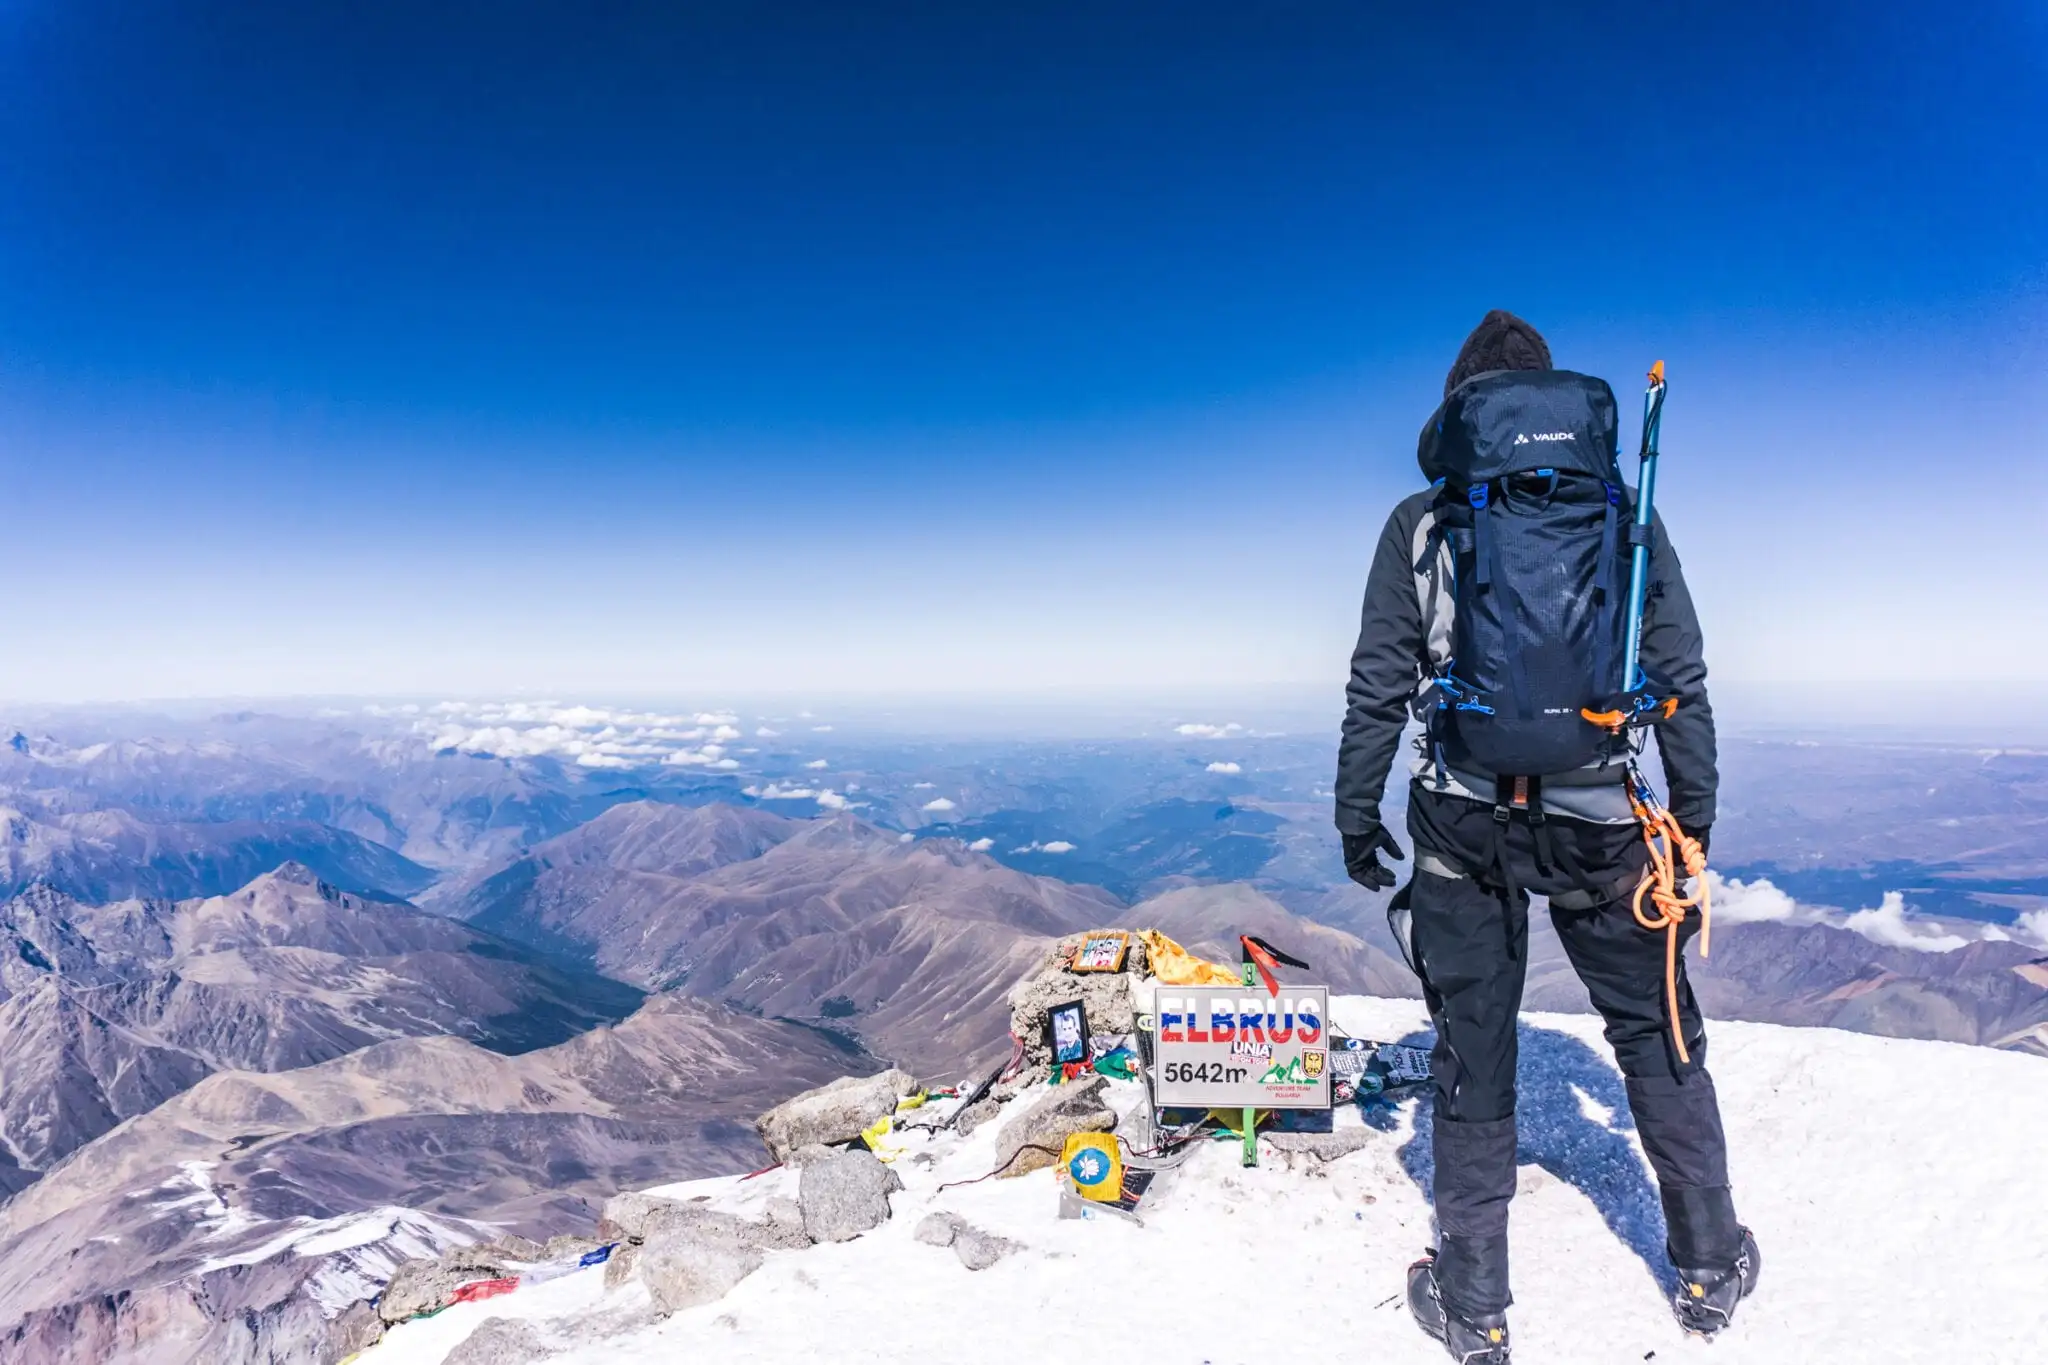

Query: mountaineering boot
1408,1253,1511,1364
1672,1227,1761,1336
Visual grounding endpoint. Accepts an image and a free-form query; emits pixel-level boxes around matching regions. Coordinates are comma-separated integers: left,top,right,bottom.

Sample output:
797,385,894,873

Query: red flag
449,1277,519,1305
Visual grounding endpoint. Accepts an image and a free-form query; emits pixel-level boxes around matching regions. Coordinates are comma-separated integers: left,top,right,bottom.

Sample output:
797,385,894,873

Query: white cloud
714,758,740,770
1708,874,1801,925
756,727,781,738
1703,875,2021,954
913,782,935,789
752,783,853,810
1012,839,1077,855
898,832,914,843
1176,722,1246,740
1206,761,1242,775
805,759,829,770
1842,892,1975,953
968,837,994,852
416,698,767,771
812,725,835,733
922,797,957,813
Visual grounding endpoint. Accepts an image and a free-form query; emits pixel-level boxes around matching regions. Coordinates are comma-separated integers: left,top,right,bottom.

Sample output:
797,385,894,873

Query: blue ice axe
1618,360,1667,694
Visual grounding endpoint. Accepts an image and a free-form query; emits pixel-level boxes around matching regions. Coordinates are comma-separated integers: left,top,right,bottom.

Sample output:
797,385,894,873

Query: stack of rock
1003,930,1151,1085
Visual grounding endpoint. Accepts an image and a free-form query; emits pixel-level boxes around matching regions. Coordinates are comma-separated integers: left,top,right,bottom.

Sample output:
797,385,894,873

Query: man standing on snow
1334,312,1759,1363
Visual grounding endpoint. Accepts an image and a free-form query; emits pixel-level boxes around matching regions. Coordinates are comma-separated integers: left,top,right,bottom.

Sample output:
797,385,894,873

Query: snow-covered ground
359,997,2048,1365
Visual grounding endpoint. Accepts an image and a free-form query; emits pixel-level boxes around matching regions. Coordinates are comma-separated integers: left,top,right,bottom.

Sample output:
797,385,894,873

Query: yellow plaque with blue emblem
1060,1132,1123,1203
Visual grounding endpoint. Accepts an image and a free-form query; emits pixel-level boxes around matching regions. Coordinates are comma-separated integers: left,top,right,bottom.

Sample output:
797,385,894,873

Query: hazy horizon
12,681,2048,748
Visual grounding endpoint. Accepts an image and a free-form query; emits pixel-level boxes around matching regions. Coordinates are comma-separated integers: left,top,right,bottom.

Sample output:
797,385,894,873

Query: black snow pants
1398,782,1741,1320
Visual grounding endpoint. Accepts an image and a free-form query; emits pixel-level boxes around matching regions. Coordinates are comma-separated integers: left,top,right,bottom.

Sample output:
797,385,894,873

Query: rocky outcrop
1007,937,1146,1079
754,1069,918,1162
629,1197,813,1314
953,1097,1000,1137
378,1244,530,1325
914,1211,1020,1270
797,1149,903,1242
444,1317,553,1365
640,1235,767,1315
992,1075,1119,1179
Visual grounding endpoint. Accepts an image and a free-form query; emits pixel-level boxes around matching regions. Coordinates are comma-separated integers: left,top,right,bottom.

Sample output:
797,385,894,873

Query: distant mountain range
0,864,642,1190
1486,907,2048,1059
0,993,867,1362
0,804,435,902
0,723,721,876
446,800,1409,1074
1689,919,2048,1055
0,706,2044,1364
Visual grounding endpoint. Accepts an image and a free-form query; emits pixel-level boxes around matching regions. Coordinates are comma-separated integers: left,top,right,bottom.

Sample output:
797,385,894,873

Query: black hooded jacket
1333,483,1718,840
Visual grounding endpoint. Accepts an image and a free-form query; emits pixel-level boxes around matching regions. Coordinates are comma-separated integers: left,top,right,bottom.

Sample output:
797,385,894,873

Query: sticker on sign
1152,986,1330,1109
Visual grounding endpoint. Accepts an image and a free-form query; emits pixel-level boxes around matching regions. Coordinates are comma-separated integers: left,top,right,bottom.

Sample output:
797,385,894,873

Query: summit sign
1152,986,1331,1109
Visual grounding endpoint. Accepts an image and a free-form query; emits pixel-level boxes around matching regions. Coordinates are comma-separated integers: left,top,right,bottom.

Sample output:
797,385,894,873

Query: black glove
1692,824,1712,859
1341,825,1406,892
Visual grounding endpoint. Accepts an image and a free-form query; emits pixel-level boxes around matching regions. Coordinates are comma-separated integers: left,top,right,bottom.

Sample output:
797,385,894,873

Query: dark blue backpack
1417,370,1640,778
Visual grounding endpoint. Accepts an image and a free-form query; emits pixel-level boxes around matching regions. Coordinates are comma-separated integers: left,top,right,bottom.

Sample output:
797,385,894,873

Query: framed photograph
1047,999,1090,1066
1070,930,1130,974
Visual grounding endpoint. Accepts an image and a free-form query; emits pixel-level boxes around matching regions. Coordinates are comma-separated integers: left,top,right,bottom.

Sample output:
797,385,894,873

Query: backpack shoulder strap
1410,501,1455,675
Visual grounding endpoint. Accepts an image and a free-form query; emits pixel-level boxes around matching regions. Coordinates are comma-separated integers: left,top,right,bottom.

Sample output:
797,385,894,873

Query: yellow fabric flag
860,1117,905,1162
1138,929,1241,987
1207,1108,1272,1137
1060,1132,1124,1203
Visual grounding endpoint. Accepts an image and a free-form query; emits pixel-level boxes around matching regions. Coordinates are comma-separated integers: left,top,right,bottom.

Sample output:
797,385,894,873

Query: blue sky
1,2,2043,702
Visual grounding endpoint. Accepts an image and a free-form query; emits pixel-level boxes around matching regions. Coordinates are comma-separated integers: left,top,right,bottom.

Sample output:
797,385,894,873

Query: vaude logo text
1512,431,1573,445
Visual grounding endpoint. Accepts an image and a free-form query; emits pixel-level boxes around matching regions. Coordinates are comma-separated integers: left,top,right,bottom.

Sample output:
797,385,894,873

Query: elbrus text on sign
1152,986,1331,1109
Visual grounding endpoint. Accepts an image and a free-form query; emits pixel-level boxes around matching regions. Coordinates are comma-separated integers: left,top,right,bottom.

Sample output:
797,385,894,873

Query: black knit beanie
1444,310,1553,396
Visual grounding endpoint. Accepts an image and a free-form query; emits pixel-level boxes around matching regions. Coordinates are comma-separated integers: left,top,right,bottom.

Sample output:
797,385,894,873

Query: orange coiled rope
1629,794,1712,1066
